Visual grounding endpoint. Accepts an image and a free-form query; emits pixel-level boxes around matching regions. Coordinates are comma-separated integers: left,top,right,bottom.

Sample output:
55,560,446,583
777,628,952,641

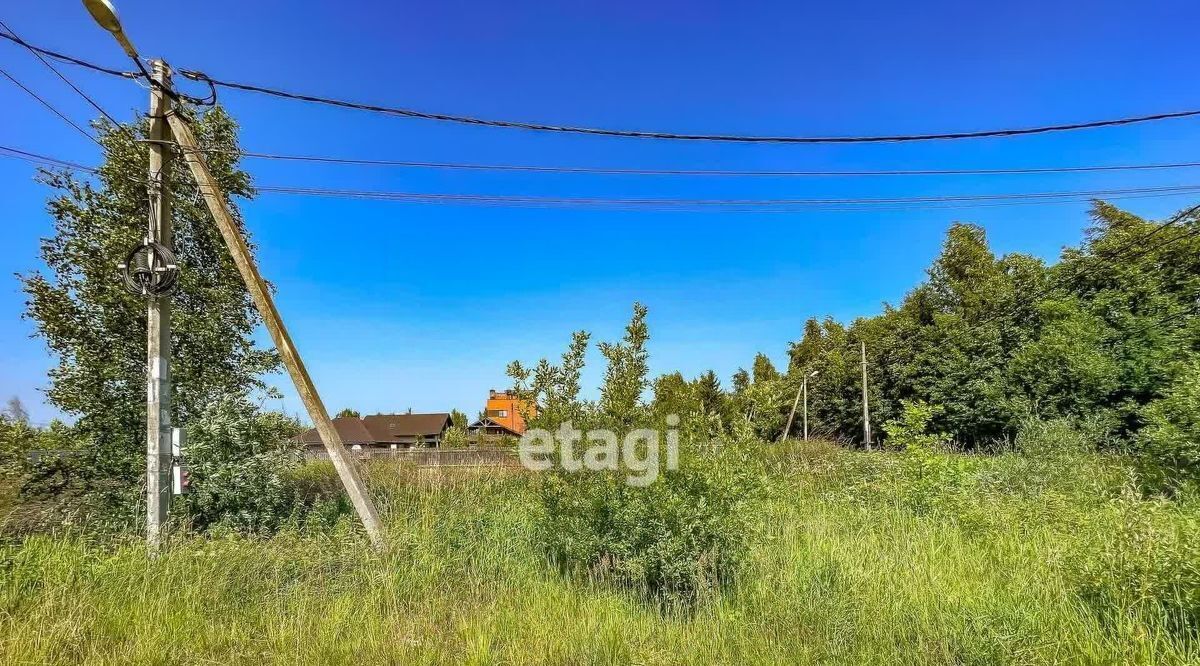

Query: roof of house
362,413,452,440
294,416,375,447
467,417,522,437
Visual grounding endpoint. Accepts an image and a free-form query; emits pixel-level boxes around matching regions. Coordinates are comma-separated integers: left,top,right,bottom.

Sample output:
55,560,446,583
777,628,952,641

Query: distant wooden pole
803,378,809,442
781,380,802,443
145,60,173,550
860,341,871,448
165,114,385,547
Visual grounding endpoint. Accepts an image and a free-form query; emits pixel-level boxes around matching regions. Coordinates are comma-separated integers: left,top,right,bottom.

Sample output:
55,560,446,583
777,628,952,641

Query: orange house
483,389,536,435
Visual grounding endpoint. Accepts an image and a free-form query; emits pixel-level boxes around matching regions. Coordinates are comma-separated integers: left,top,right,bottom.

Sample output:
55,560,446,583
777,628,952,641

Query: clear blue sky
1,0,1198,424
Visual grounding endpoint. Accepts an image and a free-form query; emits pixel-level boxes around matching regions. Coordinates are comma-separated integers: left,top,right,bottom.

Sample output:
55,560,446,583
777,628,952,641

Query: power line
0,31,135,78
0,19,124,128
166,144,1200,178
0,145,98,172
3,31,1197,145
0,66,100,146
176,69,1200,144
251,183,1200,210
8,142,1200,214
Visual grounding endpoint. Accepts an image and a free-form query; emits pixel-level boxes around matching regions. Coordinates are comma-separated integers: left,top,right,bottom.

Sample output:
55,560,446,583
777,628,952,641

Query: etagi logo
518,415,681,486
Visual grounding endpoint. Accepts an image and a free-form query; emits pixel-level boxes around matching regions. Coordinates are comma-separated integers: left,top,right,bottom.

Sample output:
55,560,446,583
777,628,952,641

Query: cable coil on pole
118,240,179,296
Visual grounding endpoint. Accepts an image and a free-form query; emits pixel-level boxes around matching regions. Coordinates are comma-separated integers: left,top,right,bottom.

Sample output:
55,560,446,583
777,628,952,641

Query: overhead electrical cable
0,66,100,145
7,143,1200,212
0,145,98,172
3,31,1198,145
0,30,135,78
250,183,1200,210
174,70,1200,144
0,19,124,128
146,142,1200,178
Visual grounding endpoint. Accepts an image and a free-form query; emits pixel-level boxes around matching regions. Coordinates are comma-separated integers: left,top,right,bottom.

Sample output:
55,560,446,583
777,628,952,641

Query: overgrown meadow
4,436,1200,665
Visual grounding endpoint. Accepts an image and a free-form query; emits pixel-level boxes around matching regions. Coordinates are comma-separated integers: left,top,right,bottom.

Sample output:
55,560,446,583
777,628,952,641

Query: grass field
2,442,1198,665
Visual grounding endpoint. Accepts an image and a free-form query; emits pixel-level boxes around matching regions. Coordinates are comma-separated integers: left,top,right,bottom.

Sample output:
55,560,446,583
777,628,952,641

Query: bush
883,401,967,514
532,437,767,608
1134,361,1200,495
175,398,306,533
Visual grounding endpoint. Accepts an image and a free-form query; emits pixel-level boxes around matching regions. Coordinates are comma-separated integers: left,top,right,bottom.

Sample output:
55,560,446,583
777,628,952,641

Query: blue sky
1,0,1198,424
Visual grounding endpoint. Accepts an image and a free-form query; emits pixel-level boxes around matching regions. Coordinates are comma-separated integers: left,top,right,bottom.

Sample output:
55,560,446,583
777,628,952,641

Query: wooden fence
304,446,518,468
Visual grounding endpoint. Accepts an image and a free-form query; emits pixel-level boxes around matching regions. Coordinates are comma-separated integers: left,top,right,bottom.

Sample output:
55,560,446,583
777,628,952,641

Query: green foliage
883,400,949,453
510,304,767,606
448,408,469,429
334,408,360,419
441,425,470,448
768,203,1200,458
884,401,964,513
533,441,767,608
17,106,279,526
597,302,650,429
1134,361,1200,495
176,398,305,533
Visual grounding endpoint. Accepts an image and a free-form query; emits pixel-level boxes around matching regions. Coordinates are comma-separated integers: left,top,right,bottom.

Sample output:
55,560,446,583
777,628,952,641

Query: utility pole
803,377,809,442
780,370,818,443
145,60,172,549
860,341,871,448
166,114,386,547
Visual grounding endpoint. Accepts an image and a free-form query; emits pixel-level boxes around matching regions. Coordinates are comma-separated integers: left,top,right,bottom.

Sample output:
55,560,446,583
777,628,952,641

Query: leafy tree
693,370,725,420
598,303,650,429
751,353,779,384
334,408,360,419
18,107,279,523
4,397,29,425
449,409,469,429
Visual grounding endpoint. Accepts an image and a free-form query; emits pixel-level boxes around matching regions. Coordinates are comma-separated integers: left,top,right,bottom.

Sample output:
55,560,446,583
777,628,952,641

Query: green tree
449,409,469,429
751,353,779,384
598,303,650,429
18,107,279,523
334,408,360,419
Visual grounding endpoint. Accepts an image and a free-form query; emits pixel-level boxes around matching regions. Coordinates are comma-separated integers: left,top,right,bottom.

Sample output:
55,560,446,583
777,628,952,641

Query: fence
304,446,518,468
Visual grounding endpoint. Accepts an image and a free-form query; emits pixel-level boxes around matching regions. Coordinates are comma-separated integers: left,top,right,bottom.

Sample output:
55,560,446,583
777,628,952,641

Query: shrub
883,401,967,513
1015,416,1100,459
532,438,767,608
1134,361,1200,495
175,398,305,533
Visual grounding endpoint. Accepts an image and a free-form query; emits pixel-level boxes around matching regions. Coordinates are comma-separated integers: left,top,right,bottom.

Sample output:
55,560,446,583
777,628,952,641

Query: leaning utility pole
860,341,871,447
166,114,385,547
145,60,173,549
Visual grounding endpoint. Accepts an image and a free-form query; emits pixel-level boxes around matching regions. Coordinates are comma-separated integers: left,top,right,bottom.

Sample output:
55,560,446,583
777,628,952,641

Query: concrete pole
802,378,809,441
145,60,172,550
861,341,871,448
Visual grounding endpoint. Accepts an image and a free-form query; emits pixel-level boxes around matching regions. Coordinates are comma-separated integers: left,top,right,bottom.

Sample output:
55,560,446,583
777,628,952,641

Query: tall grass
2,444,1198,664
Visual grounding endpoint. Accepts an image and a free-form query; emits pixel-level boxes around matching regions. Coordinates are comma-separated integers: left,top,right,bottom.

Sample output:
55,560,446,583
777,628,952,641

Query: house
294,416,375,450
362,413,453,448
467,389,537,438
295,412,453,453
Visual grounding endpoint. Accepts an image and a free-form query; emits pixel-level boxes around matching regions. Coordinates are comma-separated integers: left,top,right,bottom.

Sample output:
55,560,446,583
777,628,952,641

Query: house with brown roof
294,412,452,452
